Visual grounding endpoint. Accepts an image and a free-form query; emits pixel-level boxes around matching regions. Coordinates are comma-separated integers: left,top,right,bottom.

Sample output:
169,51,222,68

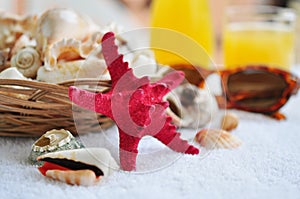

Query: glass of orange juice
149,0,214,68
223,5,296,70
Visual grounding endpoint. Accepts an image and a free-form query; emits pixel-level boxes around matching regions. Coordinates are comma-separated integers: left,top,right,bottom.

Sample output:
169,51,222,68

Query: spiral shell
195,129,242,150
11,47,42,78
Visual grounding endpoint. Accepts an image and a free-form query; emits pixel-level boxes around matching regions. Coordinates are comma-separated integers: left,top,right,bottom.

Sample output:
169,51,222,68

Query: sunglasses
171,64,300,120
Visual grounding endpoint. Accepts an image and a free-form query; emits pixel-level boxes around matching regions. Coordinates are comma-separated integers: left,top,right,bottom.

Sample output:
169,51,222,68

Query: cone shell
37,148,119,186
195,129,242,150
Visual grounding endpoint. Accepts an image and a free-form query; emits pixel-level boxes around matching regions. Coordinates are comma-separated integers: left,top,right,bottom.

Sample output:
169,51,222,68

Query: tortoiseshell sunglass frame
171,64,300,119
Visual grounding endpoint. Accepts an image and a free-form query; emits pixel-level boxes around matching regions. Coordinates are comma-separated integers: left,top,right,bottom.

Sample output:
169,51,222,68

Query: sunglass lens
227,70,287,110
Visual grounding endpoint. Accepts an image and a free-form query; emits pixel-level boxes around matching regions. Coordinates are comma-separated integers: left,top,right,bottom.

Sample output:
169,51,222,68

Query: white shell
11,34,37,55
128,51,158,78
34,8,100,55
32,129,74,152
0,67,27,80
166,83,219,128
37,57,108,83
11,46,42,78
43,38,84,70
0,11,37,49
37,148,119,186
195,129,242,150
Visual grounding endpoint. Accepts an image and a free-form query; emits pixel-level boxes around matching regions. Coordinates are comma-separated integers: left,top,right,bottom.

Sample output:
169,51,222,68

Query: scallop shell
37,148,119,186
11,46,42,78
166,83,219,128
34,8,100,55
221,112,239,131
43,38,84,70
195,129,242,150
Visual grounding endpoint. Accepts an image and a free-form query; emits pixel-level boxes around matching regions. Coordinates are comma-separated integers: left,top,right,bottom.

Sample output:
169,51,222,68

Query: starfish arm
118,127,141,171
157,71,185,91
102,32,131,86
69,86,112,117
149,84,170,101
153,117,199,155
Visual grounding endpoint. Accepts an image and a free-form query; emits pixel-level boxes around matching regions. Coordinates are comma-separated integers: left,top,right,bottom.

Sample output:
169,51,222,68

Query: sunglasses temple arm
295,77,300,94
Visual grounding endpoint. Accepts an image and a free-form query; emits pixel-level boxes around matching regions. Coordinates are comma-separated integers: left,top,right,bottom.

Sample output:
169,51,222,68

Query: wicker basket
0,79,113,137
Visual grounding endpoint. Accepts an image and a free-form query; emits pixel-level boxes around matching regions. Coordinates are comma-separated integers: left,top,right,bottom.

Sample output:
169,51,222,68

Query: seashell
0,48,10,72
34,8,100,55
37,57,108,83
37,148,119,186
0,67,27,80
128,50,158,78
195,129,242,150
100,23,127,46
166,83,219,128
221,112,239,131
11,34,37,56
11,46,42,78
37,60,83,83
0,11,37,49
28,129,84,165
43,38,84,70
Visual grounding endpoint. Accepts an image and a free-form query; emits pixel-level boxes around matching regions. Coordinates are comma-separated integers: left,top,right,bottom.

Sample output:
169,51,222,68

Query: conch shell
11,46,42,78
195,129,242,150
37,148,119,186
35,8,100,55
166,83,219,128
43,38,85,70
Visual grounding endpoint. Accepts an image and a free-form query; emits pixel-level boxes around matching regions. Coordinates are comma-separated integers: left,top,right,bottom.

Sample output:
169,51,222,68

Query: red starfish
69,32,199,171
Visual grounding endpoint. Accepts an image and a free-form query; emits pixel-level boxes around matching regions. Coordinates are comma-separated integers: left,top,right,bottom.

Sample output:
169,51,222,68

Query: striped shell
195,129,242,150
45,169,98,186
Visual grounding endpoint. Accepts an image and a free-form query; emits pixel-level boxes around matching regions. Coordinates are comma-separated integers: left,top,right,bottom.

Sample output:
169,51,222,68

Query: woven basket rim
0,78,113,137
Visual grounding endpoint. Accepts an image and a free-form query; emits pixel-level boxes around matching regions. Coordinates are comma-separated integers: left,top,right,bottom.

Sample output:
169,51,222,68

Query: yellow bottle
150,0,214,68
